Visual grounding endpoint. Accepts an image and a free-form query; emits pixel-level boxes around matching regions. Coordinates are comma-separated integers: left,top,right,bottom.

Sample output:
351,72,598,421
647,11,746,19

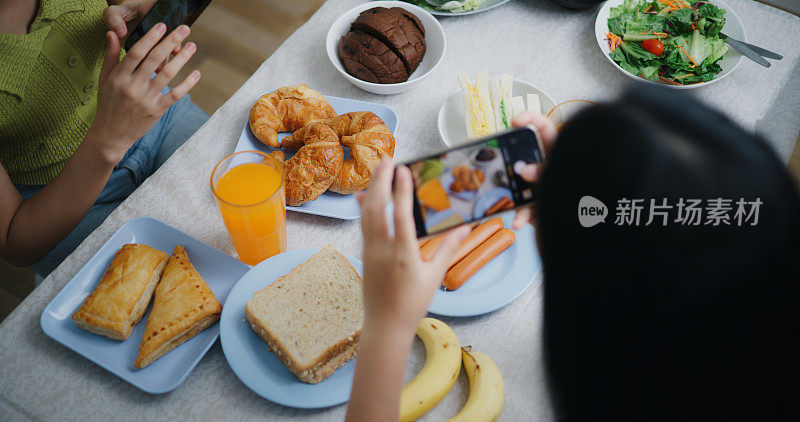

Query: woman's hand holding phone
510,112,558,229
357,160,470,334
103,1,157,39
87,23,200,165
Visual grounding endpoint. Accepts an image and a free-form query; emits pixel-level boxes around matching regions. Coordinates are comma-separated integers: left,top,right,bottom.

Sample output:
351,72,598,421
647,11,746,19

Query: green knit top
0,0,107,185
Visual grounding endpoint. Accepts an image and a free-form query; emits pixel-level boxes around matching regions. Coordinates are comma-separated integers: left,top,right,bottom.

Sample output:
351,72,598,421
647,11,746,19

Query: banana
448,347,505,422
399,317,462,422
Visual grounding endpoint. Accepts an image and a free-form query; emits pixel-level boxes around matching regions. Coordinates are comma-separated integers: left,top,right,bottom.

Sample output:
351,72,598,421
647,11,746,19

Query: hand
357,159,470,334
88,24,200,164
510,111,558,229
102,1,156,39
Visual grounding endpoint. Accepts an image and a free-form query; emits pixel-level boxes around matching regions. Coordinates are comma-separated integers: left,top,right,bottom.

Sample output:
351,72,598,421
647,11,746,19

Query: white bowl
326,1,446,95
437,78,562,147
594,0,745,89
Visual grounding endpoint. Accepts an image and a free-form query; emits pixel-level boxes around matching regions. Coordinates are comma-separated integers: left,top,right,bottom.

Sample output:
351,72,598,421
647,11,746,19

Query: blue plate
235,94,399,220
40,217,249,394
429,212,540,317
220,248,363,408
472,187,513,220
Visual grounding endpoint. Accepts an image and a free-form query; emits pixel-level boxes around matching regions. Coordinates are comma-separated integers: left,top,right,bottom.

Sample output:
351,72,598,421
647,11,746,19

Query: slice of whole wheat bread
245,245,364,383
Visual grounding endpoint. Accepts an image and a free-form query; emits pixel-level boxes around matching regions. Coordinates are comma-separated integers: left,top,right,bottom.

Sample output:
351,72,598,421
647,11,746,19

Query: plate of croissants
237,84,398,220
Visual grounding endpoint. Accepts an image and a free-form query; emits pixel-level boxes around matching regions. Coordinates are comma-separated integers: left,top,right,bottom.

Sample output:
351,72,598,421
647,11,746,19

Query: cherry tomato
642,39,665,56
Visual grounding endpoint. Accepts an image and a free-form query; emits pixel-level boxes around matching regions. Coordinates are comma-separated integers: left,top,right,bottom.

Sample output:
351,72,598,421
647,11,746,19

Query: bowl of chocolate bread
326,1,446,95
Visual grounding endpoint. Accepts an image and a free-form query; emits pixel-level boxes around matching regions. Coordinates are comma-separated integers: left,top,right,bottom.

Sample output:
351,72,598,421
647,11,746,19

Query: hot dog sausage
448,217,503,268
485,197,513,216
443,228,515,291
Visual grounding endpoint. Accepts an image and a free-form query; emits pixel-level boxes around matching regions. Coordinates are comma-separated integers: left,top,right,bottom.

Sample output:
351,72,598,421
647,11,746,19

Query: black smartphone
124,0,213,51
404,126,544,238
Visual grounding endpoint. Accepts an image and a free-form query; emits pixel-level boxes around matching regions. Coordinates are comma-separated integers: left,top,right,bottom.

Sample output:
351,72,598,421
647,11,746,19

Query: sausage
418,237,431,249
443,228,515,291
485,197,513,216
419,222,480,262
448,217,503,268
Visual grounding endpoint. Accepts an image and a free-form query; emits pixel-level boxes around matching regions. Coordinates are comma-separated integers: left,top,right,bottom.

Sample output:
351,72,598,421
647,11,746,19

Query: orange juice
212,155,286,265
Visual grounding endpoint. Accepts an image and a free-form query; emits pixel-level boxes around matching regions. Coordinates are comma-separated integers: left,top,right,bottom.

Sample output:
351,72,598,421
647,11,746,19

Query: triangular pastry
72,244,168,340
134,246,222,369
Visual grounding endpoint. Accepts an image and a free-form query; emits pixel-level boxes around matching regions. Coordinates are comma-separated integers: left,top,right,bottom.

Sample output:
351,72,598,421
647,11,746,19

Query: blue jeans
16,94,208,277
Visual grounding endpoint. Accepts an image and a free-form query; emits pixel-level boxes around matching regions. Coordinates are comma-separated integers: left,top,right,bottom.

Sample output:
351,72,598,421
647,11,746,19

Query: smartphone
124,0,213,51
404,126,544,238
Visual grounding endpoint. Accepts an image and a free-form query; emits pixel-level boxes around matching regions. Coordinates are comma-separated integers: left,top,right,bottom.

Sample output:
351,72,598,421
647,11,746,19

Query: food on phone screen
449,165,484,192
249,84,337,148
484,197,513,216
72,244,168,340
338,7,426,84
474,148,497,163
417,178,450,212
459,71,543,139
135,246,222,369
419,159,445,182
448,217,503,267
444,228,515,291
245,245,363,383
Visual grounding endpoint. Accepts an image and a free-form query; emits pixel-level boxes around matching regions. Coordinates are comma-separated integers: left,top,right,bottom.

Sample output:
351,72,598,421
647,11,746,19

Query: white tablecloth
2,0,798,420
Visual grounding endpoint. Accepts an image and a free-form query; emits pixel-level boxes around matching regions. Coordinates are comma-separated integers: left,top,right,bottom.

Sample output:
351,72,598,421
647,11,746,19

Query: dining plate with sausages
389,208,541,317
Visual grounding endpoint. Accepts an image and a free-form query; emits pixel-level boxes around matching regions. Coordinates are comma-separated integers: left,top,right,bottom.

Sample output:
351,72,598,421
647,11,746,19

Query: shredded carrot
653,32,670,39
659,76,682,85
677,45,699,66
636,31,649,35
675,74,695,79
606,32,622,53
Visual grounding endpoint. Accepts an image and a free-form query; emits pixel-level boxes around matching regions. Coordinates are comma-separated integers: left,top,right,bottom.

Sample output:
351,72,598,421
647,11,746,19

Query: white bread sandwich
245,245,364,383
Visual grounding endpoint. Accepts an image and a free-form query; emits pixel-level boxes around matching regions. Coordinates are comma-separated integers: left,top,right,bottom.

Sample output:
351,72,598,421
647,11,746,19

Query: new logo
578,196,607,227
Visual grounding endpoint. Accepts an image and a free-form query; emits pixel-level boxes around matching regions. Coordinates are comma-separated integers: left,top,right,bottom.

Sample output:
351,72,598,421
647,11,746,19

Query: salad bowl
594,0,745,89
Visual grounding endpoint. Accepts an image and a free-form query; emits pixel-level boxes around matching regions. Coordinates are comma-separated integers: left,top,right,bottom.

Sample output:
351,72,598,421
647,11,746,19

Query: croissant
248,85,337,148
278,122,344,206
284,112,395,195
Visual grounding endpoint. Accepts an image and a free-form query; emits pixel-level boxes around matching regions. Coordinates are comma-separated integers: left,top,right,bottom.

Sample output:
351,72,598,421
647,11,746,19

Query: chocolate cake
338,7,426,84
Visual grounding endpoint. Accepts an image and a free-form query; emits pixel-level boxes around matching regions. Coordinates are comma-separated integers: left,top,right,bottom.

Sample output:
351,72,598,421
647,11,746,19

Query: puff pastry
72,244,168,340
134,246,222,369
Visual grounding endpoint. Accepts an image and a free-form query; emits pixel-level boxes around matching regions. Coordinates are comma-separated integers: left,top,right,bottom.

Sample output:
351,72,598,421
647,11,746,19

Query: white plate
594,0,745,89
235,93,399,220
327,1,446,95
411,0,512,16
40,217,250,394
219,249,363,408
387,208,541,316
437,78,561,147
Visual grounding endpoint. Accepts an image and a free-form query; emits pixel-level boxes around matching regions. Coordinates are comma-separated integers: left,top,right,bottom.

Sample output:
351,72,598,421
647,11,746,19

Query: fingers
99,31,121,87
158,70,200,108
151,42,196,92
118,22,167,75
136,25,190,80
512,111,558,152
513,207,533,230
359,159,394,243
392,166,417,247
428,225,470,274
102,6,128,38
515,163,539,183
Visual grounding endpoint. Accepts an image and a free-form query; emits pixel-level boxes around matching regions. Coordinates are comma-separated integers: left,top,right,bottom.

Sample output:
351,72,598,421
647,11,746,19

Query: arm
345,161,469,421
0,24,200,266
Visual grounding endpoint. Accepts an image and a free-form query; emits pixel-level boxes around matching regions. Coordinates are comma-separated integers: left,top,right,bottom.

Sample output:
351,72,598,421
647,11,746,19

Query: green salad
405,0,488,13
606,0,728,85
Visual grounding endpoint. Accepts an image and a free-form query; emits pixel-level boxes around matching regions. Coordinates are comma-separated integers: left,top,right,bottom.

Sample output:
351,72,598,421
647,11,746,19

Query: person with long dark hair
346,85,800,420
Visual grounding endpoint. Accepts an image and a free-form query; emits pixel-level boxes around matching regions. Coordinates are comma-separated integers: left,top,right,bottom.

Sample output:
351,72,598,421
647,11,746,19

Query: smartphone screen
406,127,543,238
124,0,213,51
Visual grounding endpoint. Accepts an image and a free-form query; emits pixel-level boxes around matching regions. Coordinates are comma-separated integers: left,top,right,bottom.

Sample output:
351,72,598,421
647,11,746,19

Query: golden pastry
134,246,222,369
248,84,337,148
72,244,168,340
278,122,344,206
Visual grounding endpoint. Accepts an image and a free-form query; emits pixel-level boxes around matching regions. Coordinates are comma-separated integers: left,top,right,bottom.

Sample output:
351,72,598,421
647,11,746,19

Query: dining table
1,0,799,420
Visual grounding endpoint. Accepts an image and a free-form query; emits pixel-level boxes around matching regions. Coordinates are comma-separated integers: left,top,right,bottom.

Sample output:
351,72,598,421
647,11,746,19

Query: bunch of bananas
399,317,505,422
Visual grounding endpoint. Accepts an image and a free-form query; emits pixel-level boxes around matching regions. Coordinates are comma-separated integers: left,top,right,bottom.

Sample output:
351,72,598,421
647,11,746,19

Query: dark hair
538,84,800,421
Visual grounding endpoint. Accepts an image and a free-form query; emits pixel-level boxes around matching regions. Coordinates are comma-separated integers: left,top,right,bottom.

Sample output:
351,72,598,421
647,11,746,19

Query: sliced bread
245,245,364,383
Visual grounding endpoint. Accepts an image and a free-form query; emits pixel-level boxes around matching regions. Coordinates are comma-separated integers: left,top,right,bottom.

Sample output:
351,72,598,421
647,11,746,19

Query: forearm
1,128,119,266
346,320,417,422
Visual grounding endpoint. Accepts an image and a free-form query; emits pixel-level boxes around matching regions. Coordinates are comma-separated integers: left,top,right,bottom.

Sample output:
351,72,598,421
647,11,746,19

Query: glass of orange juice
210,151,286,265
